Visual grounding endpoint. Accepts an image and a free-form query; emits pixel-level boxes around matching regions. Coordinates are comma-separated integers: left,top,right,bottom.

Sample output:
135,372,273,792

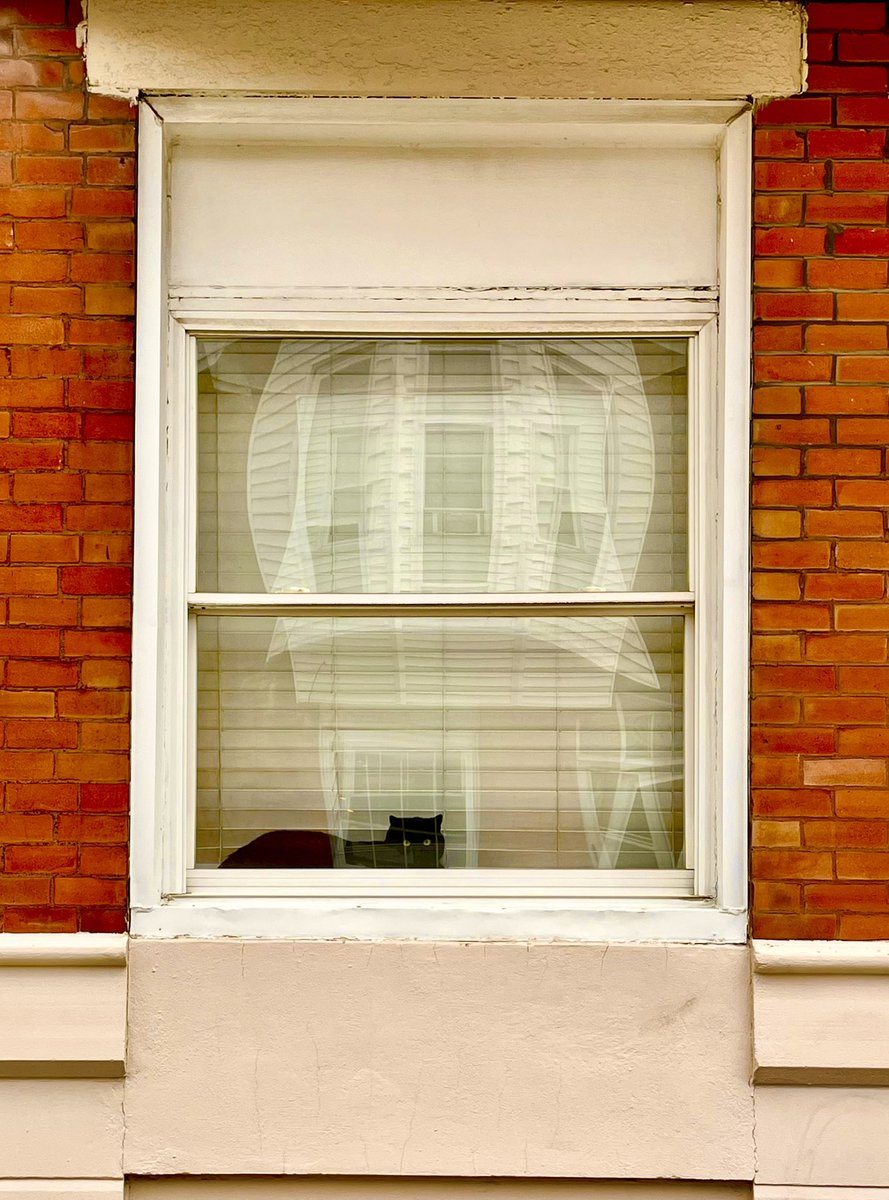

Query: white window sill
130,898,747,942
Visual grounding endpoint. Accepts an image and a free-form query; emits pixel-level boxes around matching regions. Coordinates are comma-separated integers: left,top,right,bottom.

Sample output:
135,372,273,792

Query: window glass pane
197,338,688,594
195,614,685,871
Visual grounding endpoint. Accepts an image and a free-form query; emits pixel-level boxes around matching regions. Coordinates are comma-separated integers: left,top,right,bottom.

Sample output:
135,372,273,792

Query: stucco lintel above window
82,0,805,103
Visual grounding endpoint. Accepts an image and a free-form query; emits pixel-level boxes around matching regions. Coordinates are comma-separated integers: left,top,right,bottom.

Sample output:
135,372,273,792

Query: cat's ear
388,815,401,828
434,814,443,832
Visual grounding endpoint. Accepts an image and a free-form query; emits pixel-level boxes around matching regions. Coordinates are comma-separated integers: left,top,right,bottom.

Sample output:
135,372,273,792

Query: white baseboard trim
0,936,127,969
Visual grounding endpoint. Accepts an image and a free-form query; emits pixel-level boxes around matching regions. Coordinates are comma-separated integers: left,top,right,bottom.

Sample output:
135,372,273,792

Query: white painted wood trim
129,97,752,939
0,934,127,967
131,899,746,942
754,940,889,975
713,109,752,916
150,96,749,140
130,100,167,913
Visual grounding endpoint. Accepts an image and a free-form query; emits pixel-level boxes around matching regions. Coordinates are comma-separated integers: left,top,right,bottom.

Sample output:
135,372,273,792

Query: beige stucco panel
754,973,889,1081
754,1086,889,1187
84,0,804,100
0,1080,123,1179
123,940,754,1178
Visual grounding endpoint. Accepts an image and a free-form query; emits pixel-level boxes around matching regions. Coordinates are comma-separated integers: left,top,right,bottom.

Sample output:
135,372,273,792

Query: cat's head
384,813,445,864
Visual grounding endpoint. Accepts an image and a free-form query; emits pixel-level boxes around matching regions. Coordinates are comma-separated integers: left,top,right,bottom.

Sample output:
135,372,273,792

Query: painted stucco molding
0,1185,123,1200
0,935,127,968
0,935,127,1080
753,940,889,975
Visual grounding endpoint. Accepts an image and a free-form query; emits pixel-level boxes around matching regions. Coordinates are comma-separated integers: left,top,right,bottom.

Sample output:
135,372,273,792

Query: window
132,98,750,939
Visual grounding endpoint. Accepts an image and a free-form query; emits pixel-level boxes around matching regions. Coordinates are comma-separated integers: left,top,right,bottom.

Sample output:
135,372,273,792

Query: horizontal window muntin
187,333,696,890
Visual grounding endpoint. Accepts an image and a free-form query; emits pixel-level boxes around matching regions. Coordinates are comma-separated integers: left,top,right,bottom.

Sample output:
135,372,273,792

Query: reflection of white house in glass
197,338,687,869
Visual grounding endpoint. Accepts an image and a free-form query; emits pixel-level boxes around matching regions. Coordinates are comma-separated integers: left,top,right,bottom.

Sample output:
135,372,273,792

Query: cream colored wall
83,0,804,101
122,940,754,1178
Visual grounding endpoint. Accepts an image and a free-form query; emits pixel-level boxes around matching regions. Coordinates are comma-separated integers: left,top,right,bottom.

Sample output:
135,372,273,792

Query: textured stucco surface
84,0,804,100
123,940,754,1177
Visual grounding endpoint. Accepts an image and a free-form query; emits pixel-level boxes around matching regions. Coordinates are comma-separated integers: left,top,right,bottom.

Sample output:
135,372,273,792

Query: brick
835,163,889,192
839,358,889,384
15,221,84,251
807,129,886,159
755,162,826,191
755,260,805,290
807,633,888,661
755,228,828,257
8,596,78,626
54,753,127,782
54,877,126,906
80,659,129,688
752,665,837,694
840,667,889,694
70,188,135,220
808,195,889,225
5,845,77,873
807,510,883,537
807,4,886,31
755,293,834,321
753,542,831,571
807,324,888,352
805,573,885,601
0,691,54,717
838,97,889,126
81,784,128,813
5,719,77,749
62,629,130,657
840,915,889,938
804,696,887,724
837,605,889,631
752,510,802,539
7,661,76,688
79,845,127,876
804,758,888,787
753,789,833,818
9,534,79,562
0,565,57,593
752,604,830,631
15,156,82,186
838,852,889,881
81,723,129,751
806,821,889,850
754,480,833,507
0,315,62,344
806,32,835,63
841,32,889,60
755,357,833,384
57,690,128,719
755,419,832,447
808,260,889,291
838,295,889,323
837,543,889,570
840,729,889,757
752,572,801,601
754,130,805,159
71,254,133,283
838,480,889,506
807,65,889,93
753,849,834,880
752,447,802,477
1,908,77,933
751,756,803,787
756,97,834,126
57,814,127,843
751,633,803,661
752,821,801,849
68,125,135,153
14,473,82,502
836,790,889,818
835,228,889,255
753,914,839,938
751,695,801,724
807,447,883,475
806,386,889,415
754,728,836,755
753,384,803,414
0,252,67,282
85,156,135,187
0,813,52,842
12,286,82,315
0,878,51,904
753,880,801,912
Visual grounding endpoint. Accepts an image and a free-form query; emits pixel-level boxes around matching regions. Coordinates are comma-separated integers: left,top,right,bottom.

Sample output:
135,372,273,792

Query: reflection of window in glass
194,337,690,877
423,424,491,537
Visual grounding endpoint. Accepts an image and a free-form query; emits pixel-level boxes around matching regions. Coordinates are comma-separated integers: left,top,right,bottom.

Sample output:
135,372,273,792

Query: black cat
219,814,445,869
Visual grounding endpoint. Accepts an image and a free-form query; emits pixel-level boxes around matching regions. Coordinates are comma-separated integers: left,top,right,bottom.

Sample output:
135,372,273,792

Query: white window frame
131,98,751,941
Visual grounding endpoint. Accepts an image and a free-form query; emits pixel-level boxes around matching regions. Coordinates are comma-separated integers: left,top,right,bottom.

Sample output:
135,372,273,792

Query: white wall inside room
169,140,717,291
122,940,754,1178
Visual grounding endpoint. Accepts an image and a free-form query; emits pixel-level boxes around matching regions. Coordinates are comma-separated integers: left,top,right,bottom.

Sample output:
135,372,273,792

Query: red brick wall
0,1,134,932
752,0,889,939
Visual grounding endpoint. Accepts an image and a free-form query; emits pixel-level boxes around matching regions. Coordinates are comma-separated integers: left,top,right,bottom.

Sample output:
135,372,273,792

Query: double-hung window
132,99,750,939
